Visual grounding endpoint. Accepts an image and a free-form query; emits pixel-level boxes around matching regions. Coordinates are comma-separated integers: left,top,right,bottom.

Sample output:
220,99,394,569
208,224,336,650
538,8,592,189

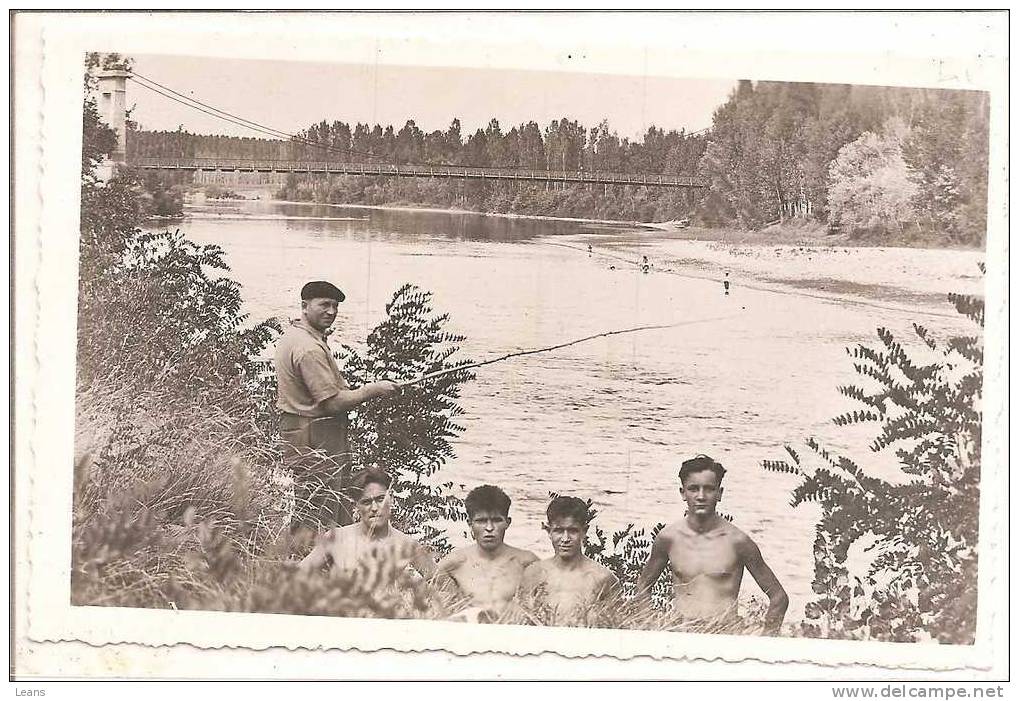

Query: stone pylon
97,69,131,166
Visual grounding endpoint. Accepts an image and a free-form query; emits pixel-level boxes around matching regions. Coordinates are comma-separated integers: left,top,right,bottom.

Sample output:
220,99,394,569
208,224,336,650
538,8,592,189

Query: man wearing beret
275,280,398,535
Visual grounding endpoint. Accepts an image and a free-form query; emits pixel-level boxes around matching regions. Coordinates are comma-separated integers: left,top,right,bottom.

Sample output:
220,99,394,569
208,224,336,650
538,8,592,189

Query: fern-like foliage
339,284,476,553
764,284,983,643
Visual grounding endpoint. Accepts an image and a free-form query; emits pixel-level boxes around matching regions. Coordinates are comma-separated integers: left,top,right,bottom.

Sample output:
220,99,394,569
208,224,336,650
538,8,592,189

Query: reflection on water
189,200,617,242
159,199,976,621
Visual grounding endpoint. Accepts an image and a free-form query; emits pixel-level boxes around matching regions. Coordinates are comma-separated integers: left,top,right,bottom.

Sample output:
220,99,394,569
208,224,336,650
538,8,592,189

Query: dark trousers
280,413,353,532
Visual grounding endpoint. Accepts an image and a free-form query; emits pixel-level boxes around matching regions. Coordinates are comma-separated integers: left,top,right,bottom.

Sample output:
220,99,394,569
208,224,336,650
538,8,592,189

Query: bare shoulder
586,558,618,585
320,525,355,547
336,523,361,538
506,545,539,566
656,521,682,543
521,559,549,582
436,545,470,572
392,527,428,551
723,521,762,558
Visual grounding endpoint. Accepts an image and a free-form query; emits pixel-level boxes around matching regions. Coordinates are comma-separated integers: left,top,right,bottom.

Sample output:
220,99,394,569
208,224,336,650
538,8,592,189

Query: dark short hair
351,468,392,496
546,495,591,526
679,454,727,486
465,485,511,518
301,280,345,302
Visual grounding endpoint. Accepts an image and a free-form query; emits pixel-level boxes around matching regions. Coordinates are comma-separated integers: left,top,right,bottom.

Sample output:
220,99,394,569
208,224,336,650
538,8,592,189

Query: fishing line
396,313,743,389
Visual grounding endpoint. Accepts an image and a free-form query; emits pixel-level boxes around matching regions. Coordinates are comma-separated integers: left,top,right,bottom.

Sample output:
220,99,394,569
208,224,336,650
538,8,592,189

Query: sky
129,53,736,141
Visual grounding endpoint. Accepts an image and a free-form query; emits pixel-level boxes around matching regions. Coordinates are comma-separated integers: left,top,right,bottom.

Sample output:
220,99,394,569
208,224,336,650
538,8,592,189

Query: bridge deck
129,157,707,189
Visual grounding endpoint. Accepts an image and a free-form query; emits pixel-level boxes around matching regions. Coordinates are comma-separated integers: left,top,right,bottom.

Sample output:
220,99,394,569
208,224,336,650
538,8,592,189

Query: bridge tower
97,69,131,165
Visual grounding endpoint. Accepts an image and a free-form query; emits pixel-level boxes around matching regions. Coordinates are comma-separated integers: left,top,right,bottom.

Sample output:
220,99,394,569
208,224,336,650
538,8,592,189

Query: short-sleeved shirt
274,319,350,417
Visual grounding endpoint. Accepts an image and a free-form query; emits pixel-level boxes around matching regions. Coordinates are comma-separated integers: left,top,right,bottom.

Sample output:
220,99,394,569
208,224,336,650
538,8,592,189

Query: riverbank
264,197,984,251
270,199,657,230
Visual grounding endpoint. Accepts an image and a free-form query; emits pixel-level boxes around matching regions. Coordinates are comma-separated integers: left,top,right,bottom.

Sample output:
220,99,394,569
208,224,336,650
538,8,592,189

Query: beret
300,280,345,302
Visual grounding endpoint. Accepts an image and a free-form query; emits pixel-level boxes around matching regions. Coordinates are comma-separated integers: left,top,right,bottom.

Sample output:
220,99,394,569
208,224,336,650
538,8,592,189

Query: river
155,198,982,622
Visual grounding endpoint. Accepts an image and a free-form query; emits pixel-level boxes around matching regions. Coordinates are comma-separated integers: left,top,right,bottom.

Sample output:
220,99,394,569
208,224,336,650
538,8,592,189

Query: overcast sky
129,53,736,141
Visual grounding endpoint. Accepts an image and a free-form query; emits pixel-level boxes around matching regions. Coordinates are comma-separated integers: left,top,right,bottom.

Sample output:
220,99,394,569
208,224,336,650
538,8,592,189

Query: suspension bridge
96,69,709,190
129,157,706,188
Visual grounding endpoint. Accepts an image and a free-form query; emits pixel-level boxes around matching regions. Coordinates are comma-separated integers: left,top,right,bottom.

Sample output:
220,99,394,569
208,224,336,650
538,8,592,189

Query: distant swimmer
723,272,731,295
641,255,651,274
636,455,788,634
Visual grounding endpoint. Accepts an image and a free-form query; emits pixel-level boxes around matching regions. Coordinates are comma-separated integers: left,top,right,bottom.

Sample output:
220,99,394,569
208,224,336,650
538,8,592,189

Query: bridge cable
129,72,387,162
131,73,301,141
130,72,385,161
130,79,302,145
128,71,709,174
129,77,382,163
131,72,481,169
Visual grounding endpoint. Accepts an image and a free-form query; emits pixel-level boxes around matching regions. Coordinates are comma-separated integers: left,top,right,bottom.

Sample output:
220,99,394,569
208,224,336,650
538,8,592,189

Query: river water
158,199,980,621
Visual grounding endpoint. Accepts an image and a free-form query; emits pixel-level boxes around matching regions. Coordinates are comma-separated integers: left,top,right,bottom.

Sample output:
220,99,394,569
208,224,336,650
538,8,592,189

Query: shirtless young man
299,469,436,579
517,496,619,623
433,485,538,618
636,455,789,634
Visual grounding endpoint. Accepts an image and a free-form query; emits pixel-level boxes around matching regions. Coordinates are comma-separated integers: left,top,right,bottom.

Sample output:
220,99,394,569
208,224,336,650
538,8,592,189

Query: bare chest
668,531,743,583
328,532,402,573
455,556,526,600
541,567,603,608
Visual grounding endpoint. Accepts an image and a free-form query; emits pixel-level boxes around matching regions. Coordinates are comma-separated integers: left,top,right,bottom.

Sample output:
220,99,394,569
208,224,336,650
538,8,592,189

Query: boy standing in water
517,496,619,623
433,485,538,619
636,455,788,634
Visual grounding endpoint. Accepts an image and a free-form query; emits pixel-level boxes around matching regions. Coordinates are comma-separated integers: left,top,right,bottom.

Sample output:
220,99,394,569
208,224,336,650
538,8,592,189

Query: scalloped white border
12,10,1009,678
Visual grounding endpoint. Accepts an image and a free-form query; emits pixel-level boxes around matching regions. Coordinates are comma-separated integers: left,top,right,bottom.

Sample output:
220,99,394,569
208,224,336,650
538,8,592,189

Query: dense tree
828,120,917,237
699,80,988,244
902,91,989,244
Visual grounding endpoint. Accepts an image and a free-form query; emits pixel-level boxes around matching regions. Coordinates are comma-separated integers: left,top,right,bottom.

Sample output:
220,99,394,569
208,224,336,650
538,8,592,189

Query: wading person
299,469,436,578
517,496,619,624
433,485,538,619
275,280,398,534
635,454,788,634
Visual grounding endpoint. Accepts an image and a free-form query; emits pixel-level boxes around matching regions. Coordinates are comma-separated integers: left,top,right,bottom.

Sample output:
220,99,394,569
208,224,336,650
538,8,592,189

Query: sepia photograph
12,10,1009,681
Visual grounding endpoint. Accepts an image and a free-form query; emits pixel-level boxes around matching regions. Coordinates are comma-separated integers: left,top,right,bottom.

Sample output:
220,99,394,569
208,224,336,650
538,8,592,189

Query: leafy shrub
339,284,475,552
585,522,671,606
763,284,983,643
827,121,918,238
203,184,243,200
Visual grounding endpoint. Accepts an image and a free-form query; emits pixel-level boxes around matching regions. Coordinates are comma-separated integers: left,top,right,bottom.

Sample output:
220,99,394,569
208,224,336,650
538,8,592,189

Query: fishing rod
396,313,743,389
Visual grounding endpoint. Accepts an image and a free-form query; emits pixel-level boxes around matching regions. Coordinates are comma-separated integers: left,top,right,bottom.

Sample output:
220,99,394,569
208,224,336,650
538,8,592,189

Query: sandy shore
558,228,985,322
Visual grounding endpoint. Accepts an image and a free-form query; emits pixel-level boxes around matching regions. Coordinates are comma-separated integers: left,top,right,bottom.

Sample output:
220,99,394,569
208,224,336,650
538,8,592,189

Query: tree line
128,118,708,222
700,80,988,245
127,80,989,245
